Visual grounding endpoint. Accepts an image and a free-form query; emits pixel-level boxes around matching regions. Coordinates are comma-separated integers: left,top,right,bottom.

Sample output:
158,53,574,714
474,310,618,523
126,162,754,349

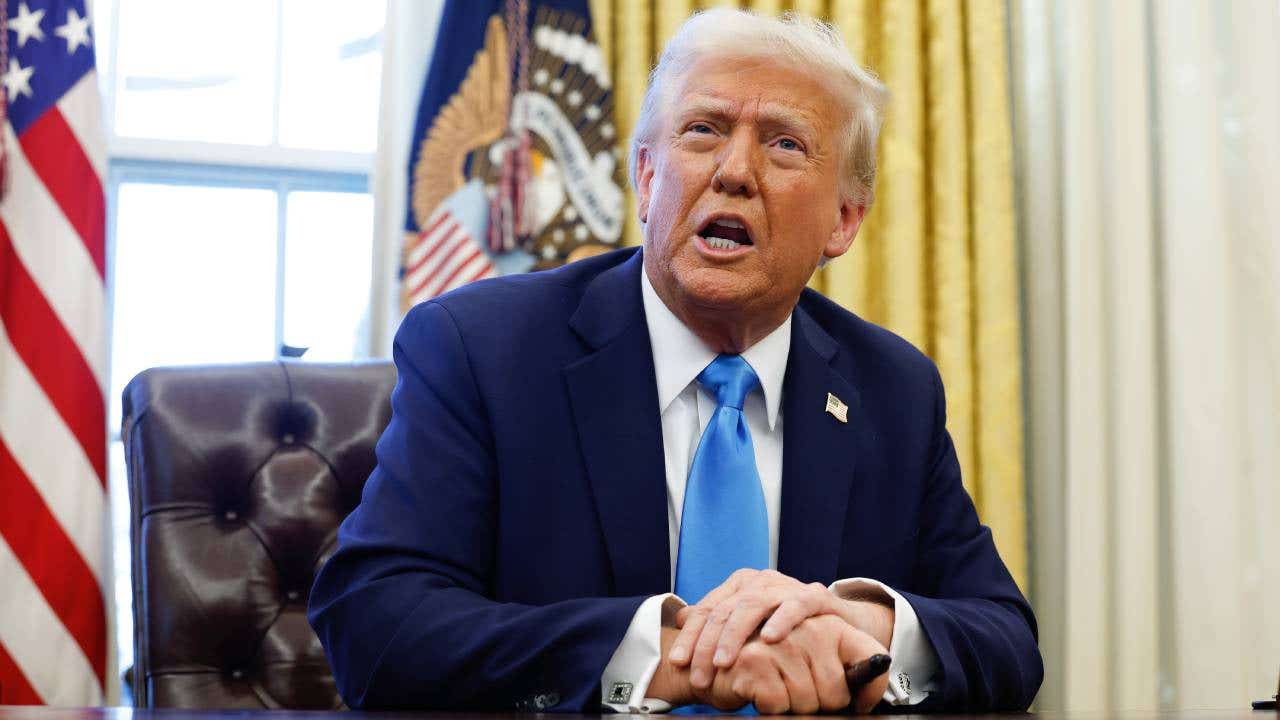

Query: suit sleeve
308,301,646,711
890,365,1043,712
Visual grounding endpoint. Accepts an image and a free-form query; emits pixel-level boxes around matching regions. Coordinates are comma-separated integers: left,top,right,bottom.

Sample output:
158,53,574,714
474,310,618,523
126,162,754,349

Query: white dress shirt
599,269,939,712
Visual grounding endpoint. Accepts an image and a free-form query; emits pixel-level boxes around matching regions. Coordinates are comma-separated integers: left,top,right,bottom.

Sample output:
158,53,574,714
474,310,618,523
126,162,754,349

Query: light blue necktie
674,354,770,604
672,355,768,715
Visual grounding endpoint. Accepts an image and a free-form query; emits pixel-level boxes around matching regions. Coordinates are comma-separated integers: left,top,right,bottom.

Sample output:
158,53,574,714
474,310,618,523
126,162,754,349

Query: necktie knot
697,354,760,410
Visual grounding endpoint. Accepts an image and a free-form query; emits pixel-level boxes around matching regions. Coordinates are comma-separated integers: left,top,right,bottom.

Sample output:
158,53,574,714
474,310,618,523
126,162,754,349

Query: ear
824,196,867,259
635,146,656,224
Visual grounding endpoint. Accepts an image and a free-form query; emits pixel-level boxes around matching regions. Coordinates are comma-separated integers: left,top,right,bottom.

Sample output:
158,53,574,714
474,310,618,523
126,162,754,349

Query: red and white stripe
402,207,497,307
0,71,108,705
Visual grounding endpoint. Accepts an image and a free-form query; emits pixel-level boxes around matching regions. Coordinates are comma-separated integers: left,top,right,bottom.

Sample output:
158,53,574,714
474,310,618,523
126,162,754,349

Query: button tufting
223,510,239,522
281,433,296,444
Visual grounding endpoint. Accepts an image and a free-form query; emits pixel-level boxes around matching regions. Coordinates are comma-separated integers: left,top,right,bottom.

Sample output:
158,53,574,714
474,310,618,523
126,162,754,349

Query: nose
712,128,758,197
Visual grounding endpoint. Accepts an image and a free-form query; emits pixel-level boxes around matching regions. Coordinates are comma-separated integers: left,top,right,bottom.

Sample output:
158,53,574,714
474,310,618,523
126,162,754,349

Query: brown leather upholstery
122,361,395,709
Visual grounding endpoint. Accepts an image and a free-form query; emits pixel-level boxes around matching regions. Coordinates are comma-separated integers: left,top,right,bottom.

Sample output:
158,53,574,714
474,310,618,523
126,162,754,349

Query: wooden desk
0,708,1271,720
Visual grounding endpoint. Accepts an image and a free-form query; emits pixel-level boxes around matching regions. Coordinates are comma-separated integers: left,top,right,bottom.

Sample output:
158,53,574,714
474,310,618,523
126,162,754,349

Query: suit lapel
776,307,863,583
563,250,671,597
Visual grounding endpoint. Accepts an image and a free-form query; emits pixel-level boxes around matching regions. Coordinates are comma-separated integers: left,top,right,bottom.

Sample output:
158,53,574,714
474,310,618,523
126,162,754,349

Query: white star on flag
54,7,93,54
8,1,46,47
2,58,36,101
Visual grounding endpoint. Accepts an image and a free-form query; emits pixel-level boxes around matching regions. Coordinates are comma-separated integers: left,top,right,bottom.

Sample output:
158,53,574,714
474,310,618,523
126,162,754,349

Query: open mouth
698,217,754,250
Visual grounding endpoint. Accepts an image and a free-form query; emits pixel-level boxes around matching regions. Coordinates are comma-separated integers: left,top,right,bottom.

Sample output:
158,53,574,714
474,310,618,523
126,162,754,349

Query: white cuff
829,578,938,706
601,593,686,713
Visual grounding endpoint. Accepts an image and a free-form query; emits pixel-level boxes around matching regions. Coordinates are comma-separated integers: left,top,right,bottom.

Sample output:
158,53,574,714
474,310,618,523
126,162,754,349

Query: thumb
838,625,890,713
675,606,691,628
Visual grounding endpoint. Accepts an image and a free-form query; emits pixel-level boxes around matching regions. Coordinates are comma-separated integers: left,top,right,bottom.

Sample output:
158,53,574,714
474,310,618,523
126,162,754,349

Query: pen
845,653,892,693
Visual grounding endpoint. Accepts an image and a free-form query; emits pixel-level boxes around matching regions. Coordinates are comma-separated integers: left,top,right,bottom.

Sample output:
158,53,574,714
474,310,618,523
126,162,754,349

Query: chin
674,266,760,311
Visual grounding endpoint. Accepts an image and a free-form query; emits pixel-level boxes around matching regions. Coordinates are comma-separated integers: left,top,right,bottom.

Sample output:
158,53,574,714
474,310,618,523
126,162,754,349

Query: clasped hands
647,569,895,714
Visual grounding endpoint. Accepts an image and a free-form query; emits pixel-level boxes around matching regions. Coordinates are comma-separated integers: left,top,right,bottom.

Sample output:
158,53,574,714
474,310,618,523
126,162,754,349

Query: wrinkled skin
635,56,867,353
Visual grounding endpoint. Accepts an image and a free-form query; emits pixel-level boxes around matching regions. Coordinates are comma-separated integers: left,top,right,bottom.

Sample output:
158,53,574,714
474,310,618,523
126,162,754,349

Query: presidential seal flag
0,0,109,706
401,0,624,311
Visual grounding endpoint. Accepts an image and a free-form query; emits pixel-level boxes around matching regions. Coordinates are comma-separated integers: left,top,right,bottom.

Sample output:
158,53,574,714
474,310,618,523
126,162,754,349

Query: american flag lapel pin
825,392,848,423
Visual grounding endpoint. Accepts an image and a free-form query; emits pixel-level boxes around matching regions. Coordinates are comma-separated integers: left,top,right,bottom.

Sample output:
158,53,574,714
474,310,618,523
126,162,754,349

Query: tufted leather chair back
121,361,395,709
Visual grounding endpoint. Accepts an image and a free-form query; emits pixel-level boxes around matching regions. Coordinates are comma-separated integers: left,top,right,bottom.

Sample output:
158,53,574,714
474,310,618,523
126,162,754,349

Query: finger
669,606,709,667
694,567,757,611
707,574,808,668
672,569,758,667
772,640,819,715
674,605,692,628
809,646,852,712
724,643,786,714
835,618,889,667
788,616,852,713
689,601,736,688
759,585,832,642
835,625,890,713
714,595,779,668
745,668,791,715
700,570,750,606
699,663,744,711
852,670,889,714
720,672,760,713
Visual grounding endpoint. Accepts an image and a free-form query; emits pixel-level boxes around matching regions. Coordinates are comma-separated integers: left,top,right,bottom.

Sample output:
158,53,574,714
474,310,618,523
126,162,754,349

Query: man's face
636,56,865,327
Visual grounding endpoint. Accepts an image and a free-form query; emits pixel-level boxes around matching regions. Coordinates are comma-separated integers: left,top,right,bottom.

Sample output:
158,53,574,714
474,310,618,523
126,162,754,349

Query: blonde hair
627,8,888,206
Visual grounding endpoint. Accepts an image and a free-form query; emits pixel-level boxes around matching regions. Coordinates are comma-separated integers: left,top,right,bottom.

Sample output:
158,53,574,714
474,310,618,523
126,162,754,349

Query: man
309,9,1041,714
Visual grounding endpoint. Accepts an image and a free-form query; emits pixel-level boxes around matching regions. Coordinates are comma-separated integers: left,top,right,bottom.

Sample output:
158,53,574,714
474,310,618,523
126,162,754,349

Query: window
93,0,385,700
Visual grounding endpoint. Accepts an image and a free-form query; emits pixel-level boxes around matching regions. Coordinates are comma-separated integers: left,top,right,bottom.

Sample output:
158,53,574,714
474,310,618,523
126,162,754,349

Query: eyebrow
675,95,820,138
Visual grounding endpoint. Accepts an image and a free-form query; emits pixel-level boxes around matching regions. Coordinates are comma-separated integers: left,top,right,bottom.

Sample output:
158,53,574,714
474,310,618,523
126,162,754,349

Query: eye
776,137,803,152
688,123,715,134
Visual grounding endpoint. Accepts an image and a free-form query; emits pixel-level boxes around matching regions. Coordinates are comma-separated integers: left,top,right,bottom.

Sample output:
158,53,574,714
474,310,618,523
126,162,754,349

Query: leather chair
121,361,395,708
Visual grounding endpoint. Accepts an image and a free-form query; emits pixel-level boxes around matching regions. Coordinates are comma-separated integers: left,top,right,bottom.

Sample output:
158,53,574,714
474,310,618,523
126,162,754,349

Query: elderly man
310,8,1041,715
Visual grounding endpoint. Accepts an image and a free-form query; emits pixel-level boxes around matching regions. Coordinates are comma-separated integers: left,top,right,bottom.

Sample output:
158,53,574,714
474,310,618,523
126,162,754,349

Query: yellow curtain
589,0,1028,592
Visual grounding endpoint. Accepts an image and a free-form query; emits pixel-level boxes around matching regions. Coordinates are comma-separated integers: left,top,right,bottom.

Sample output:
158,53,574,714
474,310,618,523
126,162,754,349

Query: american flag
402,205,497,306
0,0,108,706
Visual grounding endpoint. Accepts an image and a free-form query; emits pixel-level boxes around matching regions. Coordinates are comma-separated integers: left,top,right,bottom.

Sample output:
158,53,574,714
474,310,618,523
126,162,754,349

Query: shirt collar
640,266,790,429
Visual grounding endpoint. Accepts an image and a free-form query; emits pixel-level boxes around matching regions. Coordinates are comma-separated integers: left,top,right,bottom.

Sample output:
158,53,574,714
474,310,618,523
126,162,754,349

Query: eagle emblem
403,8,624,310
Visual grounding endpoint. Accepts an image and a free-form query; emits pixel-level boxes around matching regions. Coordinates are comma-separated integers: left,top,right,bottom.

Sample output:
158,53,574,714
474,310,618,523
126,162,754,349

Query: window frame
94,1,386,703
104,158,371,444
95,0,384,173
97,0,384,431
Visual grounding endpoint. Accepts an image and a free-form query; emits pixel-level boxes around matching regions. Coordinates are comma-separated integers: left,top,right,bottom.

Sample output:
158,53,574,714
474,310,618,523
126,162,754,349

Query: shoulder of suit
797,287,940,382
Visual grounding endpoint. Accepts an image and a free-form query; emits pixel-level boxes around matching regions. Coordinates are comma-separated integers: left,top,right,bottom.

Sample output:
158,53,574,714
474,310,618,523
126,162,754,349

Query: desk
0,708,1270,720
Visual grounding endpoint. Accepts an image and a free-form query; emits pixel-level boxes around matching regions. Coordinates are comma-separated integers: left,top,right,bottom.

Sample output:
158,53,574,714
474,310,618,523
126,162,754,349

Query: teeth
705,236,738,250
717,219,744,229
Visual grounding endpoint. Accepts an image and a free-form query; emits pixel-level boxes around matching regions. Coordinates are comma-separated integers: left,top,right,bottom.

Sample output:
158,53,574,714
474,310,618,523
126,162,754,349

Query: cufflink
897,672,912,694
608,682,634,704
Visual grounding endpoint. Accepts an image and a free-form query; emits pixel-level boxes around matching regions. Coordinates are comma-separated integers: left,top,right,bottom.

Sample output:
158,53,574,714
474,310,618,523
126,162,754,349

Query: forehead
668,55,842,131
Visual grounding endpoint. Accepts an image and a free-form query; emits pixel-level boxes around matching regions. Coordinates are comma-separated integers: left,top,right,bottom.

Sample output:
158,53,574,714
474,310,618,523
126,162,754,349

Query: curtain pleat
923,0,974,503
1013,0,1280,710
611,0,653,249
595,0,1028,592
657,0,695,48
823,0,874,309
963,0,1027,589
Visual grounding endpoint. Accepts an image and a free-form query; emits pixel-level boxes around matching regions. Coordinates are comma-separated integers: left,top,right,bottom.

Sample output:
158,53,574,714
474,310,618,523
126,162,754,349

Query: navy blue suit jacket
309,248,1041,712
